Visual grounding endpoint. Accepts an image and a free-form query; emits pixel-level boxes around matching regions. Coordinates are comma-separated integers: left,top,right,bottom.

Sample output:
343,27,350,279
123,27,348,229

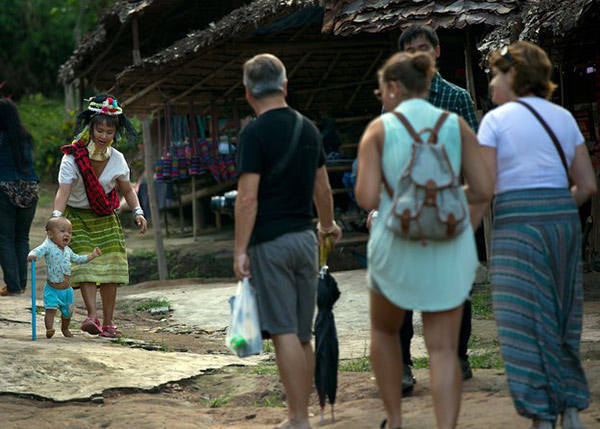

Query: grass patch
339,356,371,372
262,340,274,353
412,357,429,369
248,363,279,375
202,394,229,408
254,391,285,408
134,297,171,312
469,351,504,370
471,285,494,320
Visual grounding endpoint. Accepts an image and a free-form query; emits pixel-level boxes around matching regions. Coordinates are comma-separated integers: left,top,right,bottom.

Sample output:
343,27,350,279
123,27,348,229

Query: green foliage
0,0,116,98
17,94,75,182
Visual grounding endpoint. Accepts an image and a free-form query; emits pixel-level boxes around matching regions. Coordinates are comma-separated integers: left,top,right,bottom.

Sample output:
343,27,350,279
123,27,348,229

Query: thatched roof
113,0,349,115
478,0,598,60
322,0,524,37
116,0,322,75
58,0,253,87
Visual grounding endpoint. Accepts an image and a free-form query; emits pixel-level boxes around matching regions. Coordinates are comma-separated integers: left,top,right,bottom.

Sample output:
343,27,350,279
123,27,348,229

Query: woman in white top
475,41,596,429
53,94,147,338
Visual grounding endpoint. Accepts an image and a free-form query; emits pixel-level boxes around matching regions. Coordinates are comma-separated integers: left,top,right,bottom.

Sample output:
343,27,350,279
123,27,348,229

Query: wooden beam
167,56,242,105
121,53,215,107
305,52,342,110
289,51,313,79
344,52,383,110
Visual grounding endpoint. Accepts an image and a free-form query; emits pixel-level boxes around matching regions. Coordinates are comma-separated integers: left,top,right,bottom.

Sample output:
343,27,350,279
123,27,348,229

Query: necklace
87,141,112,161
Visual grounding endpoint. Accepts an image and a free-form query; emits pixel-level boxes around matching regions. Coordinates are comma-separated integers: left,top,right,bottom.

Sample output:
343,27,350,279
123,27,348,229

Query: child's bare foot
61,316,73,337
46,329,55,338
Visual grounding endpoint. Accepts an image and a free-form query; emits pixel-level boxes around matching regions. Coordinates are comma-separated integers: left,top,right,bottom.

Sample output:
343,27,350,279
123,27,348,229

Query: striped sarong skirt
491,188,589,420
65,206,129,286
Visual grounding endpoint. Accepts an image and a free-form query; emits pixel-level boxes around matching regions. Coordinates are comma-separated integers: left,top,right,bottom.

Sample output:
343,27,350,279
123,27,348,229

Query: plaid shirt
428,72,478,132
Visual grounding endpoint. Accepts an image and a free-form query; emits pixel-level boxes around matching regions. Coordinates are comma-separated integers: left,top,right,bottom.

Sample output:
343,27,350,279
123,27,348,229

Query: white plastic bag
226,278,262,357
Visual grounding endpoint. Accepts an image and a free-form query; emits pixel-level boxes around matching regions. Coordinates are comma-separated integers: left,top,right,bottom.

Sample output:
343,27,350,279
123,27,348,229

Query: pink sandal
81,317,102,335
99,325,122,338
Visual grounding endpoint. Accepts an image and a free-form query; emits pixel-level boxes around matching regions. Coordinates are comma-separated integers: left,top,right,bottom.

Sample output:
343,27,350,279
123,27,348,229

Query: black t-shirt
237,107,326,246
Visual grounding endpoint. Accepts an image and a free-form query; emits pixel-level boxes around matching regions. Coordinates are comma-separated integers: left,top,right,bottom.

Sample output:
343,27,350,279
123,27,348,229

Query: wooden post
464,28,478,110
132,18,141,64
192,176,197,240
176,181,184,234
142,119,168,280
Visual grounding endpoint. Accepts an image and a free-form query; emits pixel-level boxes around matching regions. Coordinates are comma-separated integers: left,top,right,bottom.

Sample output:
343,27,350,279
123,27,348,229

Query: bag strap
393,112,422,143
515,100,570,179
264,110,304,182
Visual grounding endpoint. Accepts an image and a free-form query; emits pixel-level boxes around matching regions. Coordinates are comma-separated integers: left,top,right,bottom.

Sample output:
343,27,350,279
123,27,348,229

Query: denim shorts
43,284,74,318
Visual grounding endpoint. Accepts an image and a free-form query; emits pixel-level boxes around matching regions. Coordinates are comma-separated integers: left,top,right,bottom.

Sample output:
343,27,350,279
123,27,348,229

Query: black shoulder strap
264,110,304,182
515,100,570,178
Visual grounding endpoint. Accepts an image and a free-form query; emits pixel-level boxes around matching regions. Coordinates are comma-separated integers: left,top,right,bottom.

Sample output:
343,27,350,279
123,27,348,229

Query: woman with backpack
355,52,493,429
0,98,40,296
475,41,596,429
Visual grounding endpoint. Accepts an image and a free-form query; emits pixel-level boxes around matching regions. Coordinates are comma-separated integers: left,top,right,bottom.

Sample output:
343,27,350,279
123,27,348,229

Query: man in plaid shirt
397,24,482,391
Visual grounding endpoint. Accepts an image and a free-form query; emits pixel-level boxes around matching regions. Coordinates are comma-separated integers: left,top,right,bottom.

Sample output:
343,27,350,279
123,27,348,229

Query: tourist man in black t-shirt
234,53,342,429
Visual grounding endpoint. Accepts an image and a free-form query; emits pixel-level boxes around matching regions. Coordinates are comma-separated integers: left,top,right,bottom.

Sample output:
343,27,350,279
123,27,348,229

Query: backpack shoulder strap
427,111,450,144
393,112,423,143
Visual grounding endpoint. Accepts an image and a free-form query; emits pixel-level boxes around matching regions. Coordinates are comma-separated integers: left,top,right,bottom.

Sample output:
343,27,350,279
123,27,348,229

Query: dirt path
1,187,599,428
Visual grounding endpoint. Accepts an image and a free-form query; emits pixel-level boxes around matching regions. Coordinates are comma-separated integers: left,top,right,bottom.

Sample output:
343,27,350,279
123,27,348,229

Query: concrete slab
0,296,257,402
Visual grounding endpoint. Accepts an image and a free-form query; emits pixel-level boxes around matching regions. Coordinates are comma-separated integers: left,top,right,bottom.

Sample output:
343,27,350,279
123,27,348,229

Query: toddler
27,217,101,338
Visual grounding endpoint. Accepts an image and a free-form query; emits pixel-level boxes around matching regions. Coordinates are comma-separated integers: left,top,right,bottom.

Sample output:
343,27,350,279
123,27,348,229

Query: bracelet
51,210,63,218
133,206,144,217
317,220,338,234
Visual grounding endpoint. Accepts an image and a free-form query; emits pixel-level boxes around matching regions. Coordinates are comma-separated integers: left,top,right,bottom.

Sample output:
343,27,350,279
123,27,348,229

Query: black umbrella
314,239,340,424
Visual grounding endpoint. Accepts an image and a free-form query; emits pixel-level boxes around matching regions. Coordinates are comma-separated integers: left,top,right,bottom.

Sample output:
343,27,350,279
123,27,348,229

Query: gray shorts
248,229,318,343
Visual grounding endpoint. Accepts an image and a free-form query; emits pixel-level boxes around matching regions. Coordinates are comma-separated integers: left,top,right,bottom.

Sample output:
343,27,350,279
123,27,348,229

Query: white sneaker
562,408,584,429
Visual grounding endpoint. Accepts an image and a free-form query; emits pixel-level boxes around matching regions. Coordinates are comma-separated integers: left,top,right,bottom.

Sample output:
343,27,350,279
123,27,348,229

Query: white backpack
380,111,469,242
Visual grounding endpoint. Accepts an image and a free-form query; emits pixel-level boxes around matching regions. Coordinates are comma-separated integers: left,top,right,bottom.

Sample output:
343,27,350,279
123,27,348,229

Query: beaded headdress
74,93,137,144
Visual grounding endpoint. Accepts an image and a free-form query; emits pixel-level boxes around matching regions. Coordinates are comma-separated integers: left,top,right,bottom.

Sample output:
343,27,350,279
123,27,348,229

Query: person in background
28,217,102,338
0,98,39,296
474,41,596,429
53,94,147,338
234,53,342,429
356,51,492,429
396,24,482,388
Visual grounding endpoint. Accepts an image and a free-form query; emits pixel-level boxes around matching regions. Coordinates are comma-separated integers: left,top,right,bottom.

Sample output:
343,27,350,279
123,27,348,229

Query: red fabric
61,139,120,216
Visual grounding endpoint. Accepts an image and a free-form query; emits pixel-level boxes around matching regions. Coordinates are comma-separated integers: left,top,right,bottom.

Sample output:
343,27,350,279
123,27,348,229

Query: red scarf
61,139,120,216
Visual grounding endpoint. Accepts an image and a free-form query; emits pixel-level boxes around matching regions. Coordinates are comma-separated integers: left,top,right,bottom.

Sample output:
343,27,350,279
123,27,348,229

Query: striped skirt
491,188,589,420
65,206,129,286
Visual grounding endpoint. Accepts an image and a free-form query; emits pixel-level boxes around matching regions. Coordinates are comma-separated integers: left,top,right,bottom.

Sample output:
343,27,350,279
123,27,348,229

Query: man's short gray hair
243,54,287,99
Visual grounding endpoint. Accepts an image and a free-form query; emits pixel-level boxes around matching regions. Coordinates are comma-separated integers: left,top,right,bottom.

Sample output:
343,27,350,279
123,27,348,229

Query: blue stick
31,259,36,341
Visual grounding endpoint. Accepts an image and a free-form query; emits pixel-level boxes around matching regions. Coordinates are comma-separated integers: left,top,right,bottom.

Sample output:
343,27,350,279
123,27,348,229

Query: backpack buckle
425,180,437,205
